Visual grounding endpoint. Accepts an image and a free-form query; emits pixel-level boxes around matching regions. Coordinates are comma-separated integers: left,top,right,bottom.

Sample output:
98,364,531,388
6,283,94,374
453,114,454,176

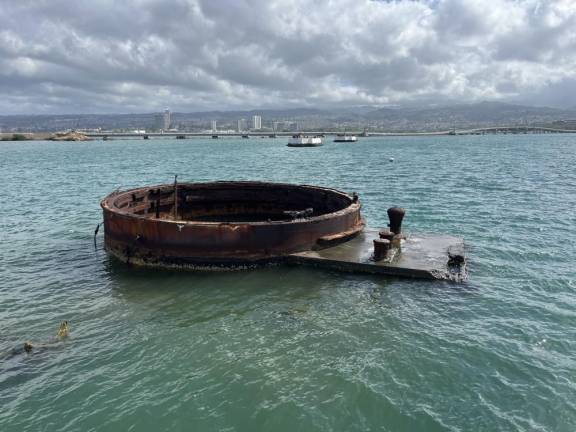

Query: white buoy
389,157,394,162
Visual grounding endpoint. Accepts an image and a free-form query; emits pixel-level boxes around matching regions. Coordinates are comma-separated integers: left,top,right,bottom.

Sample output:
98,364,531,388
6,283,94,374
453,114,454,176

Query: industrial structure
100,181,466,280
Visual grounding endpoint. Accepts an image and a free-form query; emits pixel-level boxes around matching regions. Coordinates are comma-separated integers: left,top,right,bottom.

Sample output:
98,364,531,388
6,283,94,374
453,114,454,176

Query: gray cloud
0,0,575,114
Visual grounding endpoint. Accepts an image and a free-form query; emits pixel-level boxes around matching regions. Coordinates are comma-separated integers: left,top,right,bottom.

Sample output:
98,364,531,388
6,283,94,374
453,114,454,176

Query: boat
287,134,323,147
333,133,358,143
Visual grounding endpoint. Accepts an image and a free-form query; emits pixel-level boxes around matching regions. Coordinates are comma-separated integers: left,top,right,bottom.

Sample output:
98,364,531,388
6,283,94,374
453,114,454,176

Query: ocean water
0,135,575,431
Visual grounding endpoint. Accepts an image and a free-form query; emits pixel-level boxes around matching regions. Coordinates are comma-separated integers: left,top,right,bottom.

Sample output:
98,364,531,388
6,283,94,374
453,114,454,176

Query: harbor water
1,135,575,431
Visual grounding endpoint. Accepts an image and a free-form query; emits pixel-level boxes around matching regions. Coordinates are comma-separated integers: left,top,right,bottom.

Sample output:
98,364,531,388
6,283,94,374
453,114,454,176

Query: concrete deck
289,229,466,281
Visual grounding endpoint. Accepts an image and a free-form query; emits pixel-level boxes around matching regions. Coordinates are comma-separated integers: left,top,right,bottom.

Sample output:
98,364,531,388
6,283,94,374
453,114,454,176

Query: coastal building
237,119,247,132
252,115,262,130
211,120,217,133
273,121,298,131
154,114,164,131
163,109,171,131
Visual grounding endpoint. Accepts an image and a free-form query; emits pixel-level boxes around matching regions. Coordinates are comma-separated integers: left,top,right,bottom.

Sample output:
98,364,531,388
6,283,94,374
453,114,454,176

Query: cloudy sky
1,0,575,114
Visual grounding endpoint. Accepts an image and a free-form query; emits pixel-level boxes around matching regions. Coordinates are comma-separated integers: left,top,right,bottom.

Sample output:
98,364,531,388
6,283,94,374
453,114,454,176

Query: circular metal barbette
101,181,364,269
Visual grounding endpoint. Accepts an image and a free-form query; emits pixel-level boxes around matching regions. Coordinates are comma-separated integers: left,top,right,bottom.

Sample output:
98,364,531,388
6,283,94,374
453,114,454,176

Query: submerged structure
100,181,466,280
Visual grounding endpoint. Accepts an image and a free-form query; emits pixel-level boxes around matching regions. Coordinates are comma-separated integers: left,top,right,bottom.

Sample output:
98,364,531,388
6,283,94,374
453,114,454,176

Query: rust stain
101,181,364,267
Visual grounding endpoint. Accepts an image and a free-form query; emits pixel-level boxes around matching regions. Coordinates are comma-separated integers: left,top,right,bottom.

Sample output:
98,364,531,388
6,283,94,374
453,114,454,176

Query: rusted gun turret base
289,230,466,281
105,229,466,281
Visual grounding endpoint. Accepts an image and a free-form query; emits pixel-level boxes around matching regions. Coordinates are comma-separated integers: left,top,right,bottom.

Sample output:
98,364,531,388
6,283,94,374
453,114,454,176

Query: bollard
378,230,395,242
373,238,391,261
387,207,405,235
173,174,178,220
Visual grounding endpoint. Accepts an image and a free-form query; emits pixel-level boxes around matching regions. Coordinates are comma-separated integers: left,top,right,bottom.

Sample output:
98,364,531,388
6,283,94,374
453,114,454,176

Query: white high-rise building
163,109,171,130
252,115,262,130
211,120,217,133
237,119,247,132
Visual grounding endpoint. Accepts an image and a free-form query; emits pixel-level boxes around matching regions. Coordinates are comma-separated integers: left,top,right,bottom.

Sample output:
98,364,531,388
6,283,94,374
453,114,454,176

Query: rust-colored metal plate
101,181,364,268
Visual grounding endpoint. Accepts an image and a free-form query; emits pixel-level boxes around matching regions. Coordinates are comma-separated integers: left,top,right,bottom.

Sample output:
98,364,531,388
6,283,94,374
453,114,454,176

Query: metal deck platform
289,229,466,281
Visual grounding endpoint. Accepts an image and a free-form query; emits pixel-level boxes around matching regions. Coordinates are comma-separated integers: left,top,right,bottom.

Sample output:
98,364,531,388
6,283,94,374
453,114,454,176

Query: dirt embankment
48,131,91,141
0,131,91,141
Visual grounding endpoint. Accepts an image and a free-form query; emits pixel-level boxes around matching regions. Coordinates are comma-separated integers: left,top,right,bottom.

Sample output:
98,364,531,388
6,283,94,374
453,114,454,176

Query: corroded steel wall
101,182,364,268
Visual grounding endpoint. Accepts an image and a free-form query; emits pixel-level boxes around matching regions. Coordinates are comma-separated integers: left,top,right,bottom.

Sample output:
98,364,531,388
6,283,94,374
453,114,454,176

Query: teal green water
1,135,575,431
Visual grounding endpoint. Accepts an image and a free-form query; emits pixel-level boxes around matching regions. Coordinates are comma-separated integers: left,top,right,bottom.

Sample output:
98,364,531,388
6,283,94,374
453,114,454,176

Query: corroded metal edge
100,181,360,225
101,181,364,262
105,245,285,271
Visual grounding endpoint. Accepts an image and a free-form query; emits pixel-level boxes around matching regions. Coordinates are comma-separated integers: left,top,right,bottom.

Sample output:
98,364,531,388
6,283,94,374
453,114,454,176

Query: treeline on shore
1,134,29,141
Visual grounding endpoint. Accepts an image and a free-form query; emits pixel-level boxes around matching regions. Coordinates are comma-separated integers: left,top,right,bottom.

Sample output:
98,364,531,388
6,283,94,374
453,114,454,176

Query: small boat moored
287,134,323,147
333,133,358,143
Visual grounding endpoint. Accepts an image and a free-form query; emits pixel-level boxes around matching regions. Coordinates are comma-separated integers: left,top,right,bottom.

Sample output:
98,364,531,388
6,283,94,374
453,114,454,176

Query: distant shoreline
2,127,576,142
0,132,91,142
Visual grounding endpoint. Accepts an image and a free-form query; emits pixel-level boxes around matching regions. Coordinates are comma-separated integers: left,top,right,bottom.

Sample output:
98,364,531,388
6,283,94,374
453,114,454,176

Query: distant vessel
287,134,323,147
333,133,358,143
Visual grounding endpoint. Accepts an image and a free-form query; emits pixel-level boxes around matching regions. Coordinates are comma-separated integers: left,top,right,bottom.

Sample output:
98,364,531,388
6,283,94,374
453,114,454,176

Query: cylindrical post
373,238,391,261
173,175,178,220
387,207,405,235
378,230,394,242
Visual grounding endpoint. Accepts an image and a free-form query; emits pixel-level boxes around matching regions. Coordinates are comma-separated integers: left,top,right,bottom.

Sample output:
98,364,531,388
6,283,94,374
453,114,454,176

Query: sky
0,0,575,114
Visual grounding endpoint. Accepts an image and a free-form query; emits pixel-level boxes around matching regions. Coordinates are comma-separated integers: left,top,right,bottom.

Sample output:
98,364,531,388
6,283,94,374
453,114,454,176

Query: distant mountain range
364,102,576,123
2,102,576,132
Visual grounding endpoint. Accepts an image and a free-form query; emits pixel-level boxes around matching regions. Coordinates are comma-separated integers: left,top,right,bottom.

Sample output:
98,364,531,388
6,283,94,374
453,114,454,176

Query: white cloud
0,0,575,113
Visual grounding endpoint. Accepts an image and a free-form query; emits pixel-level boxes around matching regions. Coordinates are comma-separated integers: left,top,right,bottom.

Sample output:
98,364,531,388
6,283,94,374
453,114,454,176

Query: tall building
211,120,217,133
237,119,247,132
163,109,171,131
154,114,164,131
252,115,262,130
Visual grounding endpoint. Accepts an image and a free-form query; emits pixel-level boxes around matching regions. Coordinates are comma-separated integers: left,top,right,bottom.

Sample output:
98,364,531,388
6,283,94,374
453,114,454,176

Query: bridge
454,126,576,135
83,126,576,140
86,131,313,140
